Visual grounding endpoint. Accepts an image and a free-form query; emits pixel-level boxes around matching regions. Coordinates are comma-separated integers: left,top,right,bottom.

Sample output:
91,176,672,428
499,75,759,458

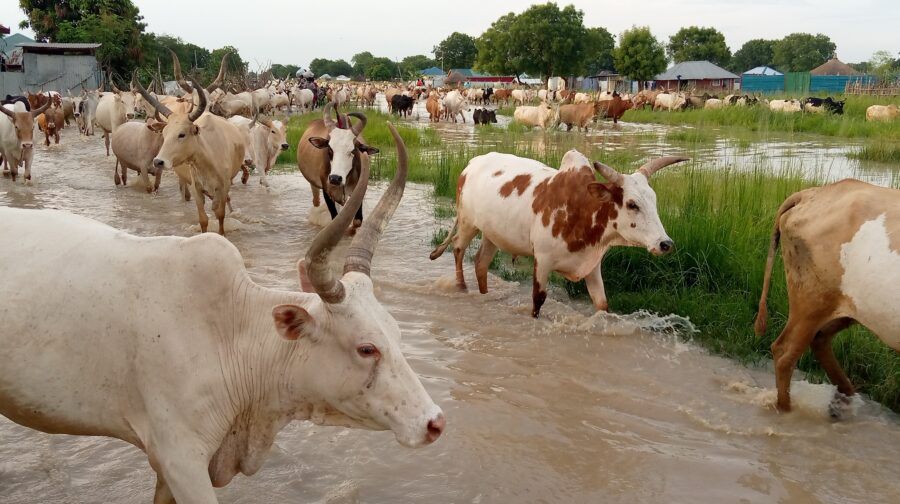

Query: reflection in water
1,125,899,504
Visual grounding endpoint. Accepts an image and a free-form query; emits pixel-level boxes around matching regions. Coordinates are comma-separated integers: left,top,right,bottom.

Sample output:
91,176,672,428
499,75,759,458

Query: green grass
665,128,718,145
847,142,900,163
623,95,900,141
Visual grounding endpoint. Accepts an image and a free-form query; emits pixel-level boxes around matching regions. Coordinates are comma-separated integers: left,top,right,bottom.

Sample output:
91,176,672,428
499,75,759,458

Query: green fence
785,72,810,94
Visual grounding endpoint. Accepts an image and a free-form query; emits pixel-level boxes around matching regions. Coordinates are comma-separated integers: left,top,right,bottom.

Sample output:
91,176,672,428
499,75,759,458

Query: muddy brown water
1,126,899,504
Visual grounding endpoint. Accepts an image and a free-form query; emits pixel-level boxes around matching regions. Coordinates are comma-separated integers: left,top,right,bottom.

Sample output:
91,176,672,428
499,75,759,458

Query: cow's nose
281,143,289,150
425,413,445,444
153,158,165,168
22,142,33,149
74,113,80,117
328,174,342,185
659,240,674,254
126,113,135,119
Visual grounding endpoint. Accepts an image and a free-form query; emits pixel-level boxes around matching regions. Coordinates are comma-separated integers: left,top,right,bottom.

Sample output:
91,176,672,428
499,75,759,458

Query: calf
472,108,497,125
36,97,65,146
426,93,443,122
596,94,634,124
755,180,900,413
111,119,165,192
430,150,687,317
557,102,599,131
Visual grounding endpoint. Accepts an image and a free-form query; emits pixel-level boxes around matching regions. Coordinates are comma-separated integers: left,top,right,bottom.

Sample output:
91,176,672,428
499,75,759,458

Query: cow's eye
357,344,380,358
627,201,639,211
178,132,186,139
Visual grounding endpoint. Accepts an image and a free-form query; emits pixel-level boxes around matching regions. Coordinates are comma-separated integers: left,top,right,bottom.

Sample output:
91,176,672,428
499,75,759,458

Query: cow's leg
811,318,856,397
452,222,479,291
153,472,175,504
44,129,50,146
191,180,209,233
104,130,110,156
22,148,33,182
152,448,218,504
153,166,162,193
312,186,321,207
240,165,250,185
114,159,122,186
214,188,227,236
585,262,608,311
54,128,60,144
322,190,339,220
474,237,497,294
532,256,551,318
771,315,821,412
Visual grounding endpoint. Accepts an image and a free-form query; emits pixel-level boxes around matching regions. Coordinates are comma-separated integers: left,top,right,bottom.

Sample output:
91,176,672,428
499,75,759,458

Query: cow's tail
429,218,458,261
754,191,803,336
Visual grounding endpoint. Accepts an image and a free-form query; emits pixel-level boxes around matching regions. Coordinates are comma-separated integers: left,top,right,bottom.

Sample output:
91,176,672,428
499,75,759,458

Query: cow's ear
272,305,315,341
146,121,165,132
309,137,329,149
358,143,379,155
296,259,316,293
192,124,200,135
587,182,613,203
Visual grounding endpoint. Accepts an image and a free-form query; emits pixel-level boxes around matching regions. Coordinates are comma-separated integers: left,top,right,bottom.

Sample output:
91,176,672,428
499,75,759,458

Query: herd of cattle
1,51,899,502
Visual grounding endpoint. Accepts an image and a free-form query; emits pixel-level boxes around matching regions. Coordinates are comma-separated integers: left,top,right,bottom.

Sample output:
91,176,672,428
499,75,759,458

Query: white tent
318,73,333,81
335,75,351,81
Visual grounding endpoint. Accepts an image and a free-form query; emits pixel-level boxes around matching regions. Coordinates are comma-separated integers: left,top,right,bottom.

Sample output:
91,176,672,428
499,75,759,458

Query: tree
19,0,147,74
270,64,301,79
206,46,244,82
868,50,899,81
772,33,835,72
615,26,667,86
309,58,353,77
433,32,477,69
667,26,731,67
730,39,775,72
352,51,375,76
475,13,521,76
475,3,588,80
400,54,435,78
366,61,397,81
582,27,615,75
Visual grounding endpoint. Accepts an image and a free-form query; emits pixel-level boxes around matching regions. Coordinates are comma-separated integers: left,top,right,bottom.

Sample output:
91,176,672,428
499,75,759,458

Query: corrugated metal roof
0,33,35,57
743,66,783,76
17,42,101,50
421,66,444,76
450,68,483,77
656,61,739,80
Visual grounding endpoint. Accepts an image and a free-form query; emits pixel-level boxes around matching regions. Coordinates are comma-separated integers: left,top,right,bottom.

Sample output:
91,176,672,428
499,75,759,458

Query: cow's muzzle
328,174,342,186
153,158,166,169
655,240,675,256
281,143,289,151
424,413,446,445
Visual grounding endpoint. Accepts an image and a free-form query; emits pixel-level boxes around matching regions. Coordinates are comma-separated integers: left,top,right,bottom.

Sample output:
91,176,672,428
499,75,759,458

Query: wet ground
1,124,899,503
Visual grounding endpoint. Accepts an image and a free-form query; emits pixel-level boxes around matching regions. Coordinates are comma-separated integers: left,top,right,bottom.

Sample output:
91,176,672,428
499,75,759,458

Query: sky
1,0,896,68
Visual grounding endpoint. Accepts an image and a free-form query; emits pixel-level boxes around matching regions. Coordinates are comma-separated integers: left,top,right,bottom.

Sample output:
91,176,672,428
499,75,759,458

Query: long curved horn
637,156,690,179
0,104,15,118
592,161,623,186
206,52,229,92
249,96,259,128
344,122,407,277
170,50,194,94
322,102,336,129
132,71,173,118
305,140,372,303
188,78,207,122
348,111,367,136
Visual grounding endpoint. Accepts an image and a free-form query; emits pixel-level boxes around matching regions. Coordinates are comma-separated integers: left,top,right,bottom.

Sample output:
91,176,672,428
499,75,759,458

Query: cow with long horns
134,73,245,235
0,123,444,504
297,102,379,231
431,150,688,317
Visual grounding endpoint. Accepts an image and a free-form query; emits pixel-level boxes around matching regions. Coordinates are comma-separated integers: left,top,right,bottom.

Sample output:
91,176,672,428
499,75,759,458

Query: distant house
420,66,444,77
1,41,102,95
655,60,739,91
0,24,10,35
318,73,333,81
810,56,861,76
335,75,351,82
743,66,782,76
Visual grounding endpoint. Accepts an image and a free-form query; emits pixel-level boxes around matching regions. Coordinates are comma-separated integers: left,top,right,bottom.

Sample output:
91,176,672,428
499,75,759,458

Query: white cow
654,93,687,111
442,90,469,123
0,141,444,504
511,89,530,106
291,87,315,112
229,115,289,187
95,92,128,156
0,100,50,182
513,103,558,129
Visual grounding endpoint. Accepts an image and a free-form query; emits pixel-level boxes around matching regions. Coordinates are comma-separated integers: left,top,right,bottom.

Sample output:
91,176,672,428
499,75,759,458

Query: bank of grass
847,142,900,163
624,95,900,141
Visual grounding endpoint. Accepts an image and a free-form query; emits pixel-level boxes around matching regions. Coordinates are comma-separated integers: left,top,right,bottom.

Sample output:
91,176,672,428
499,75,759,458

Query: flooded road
1,126,900,504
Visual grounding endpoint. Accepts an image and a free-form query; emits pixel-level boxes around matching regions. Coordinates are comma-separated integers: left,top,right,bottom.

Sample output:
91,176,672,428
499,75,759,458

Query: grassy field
622,95,900,141
281,108,900,412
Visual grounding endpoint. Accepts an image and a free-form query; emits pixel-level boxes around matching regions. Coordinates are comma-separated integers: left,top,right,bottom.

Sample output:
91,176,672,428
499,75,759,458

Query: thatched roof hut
810,57,861,76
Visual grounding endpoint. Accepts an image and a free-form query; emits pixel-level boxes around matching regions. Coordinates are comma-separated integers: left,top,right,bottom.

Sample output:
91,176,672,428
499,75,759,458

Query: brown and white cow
297,102,379,229
754,179,900,414
431,150,688,317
